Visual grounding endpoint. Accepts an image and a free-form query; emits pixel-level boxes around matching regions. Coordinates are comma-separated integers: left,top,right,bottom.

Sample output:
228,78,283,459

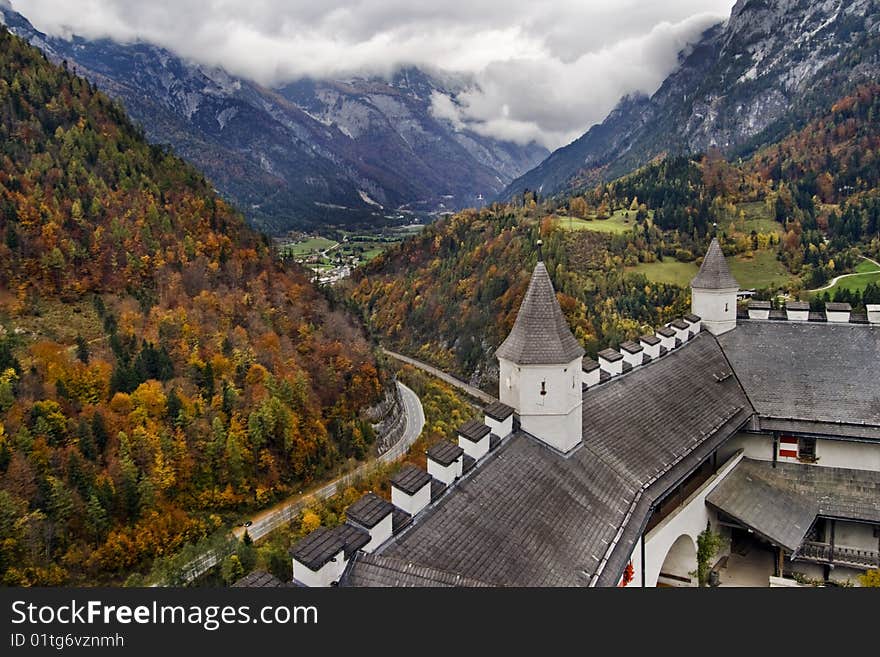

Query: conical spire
691,238,738,290
496,261,584,365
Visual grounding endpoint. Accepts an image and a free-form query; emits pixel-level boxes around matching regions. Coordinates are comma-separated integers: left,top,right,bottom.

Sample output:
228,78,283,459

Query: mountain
0,5,547,234
345,82,880,388
502,0,880,199
0,24,384,584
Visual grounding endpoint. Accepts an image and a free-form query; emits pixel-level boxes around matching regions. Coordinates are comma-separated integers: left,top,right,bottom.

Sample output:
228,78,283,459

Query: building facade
290,241,880,588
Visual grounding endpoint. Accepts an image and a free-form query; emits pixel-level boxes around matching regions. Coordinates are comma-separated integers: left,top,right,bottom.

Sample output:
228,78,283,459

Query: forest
343,84,880,388
0,27,385,585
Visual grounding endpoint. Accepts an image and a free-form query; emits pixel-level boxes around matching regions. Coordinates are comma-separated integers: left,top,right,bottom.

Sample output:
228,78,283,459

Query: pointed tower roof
691,238,738,290
496,261,584,365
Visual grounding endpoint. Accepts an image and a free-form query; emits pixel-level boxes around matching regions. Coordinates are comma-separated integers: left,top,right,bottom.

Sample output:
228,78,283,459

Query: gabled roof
495,261,584,365
691,238,738,290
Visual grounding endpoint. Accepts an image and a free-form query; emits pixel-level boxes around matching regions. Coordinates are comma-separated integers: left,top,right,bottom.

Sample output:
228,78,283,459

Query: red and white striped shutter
778,435,798,460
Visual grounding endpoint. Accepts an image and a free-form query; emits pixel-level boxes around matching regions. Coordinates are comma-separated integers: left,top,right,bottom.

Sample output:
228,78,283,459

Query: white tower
496,246,584,453
691,237,739,335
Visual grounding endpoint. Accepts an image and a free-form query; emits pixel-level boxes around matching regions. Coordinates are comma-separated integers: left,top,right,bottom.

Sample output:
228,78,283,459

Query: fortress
289,239,880,587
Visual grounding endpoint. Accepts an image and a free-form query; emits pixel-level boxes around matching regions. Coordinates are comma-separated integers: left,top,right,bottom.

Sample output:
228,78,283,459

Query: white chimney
619,341,644,368
457,419,491,461
657,326,676,351
825,302,851,323
639,334,661,360
291,524,368,587
867,304,880,325
582,358,600,387
684,313,702,334
390,464,432,517
484,401,514,439
598,348,623,376
669,319,690,344
426,441,464,485
747,300,771,320
785,301,810,321
345,493,394,553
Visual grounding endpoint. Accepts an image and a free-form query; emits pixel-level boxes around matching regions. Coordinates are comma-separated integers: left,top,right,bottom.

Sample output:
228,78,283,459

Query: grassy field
279,236,337,257
558,209,648,235
812,258,880,296
626,260,698,287
721,202,783,235
627,250,795,290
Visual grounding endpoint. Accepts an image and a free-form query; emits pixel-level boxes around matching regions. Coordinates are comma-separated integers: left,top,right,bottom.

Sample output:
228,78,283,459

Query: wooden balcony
798,541,880,569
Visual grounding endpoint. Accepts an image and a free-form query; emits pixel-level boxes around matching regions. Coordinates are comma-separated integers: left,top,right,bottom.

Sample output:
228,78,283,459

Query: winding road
177,381,424,584
383,348,497,406
809,256,880,292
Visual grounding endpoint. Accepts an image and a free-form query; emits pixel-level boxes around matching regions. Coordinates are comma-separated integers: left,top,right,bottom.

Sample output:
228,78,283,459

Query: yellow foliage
300,509,321,534
109,392,133,415
130,380,167,418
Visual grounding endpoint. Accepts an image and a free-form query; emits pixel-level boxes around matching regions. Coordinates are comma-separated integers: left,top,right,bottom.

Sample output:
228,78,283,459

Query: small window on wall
798,437,817,462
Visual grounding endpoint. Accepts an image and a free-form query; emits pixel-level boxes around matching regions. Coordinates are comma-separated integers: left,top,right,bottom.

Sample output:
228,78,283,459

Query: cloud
11,0,736,149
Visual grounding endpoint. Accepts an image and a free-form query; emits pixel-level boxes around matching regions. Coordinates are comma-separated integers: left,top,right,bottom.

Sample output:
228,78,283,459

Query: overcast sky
12,0,736,149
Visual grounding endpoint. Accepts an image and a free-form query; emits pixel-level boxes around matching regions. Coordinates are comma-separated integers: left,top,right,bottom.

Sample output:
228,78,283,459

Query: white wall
581,367,600,387
485,414,513,439
815,440,880,472
717,432,772,464
293,551,345,587
362,513,393,553
427,456,461,485
392,482,431,516
692,287,738,335
638,451,745,587
719,432,880,473
459,433,490,461
499,357,583,453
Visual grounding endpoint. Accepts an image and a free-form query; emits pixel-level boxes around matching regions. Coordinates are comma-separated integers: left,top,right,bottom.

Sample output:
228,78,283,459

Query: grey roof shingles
390,464,432,495
707,458,880,551
426,441,463,466
458,418,491,442
495,261,584,365
350,334,752,587
290,526,344,570
706,459,817,551
719,322,880,427
484,400,514,421
346,493,393,529
691,238,738,289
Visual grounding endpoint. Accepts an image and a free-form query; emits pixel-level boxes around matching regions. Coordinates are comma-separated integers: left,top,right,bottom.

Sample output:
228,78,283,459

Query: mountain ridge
0,5,547,233
502,0,880,200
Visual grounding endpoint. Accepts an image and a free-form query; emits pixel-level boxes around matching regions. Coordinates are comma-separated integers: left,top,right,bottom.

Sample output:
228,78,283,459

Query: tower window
540,380,547,396
724,302,729,312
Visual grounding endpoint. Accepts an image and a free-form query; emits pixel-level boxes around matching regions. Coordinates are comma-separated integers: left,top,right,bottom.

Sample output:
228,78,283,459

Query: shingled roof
352,334,752,587
495,261,584,365
691,238,738,290
707,458,880,551
718,322,880,430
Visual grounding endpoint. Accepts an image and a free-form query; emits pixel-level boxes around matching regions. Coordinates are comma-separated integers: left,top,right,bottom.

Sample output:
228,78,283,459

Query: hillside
0,5,547,233
0,26,385,585
345,84,880,387
502,0,880,200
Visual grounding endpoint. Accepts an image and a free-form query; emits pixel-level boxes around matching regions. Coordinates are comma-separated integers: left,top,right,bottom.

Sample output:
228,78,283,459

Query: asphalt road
178,381,424,583
382,348,497,406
